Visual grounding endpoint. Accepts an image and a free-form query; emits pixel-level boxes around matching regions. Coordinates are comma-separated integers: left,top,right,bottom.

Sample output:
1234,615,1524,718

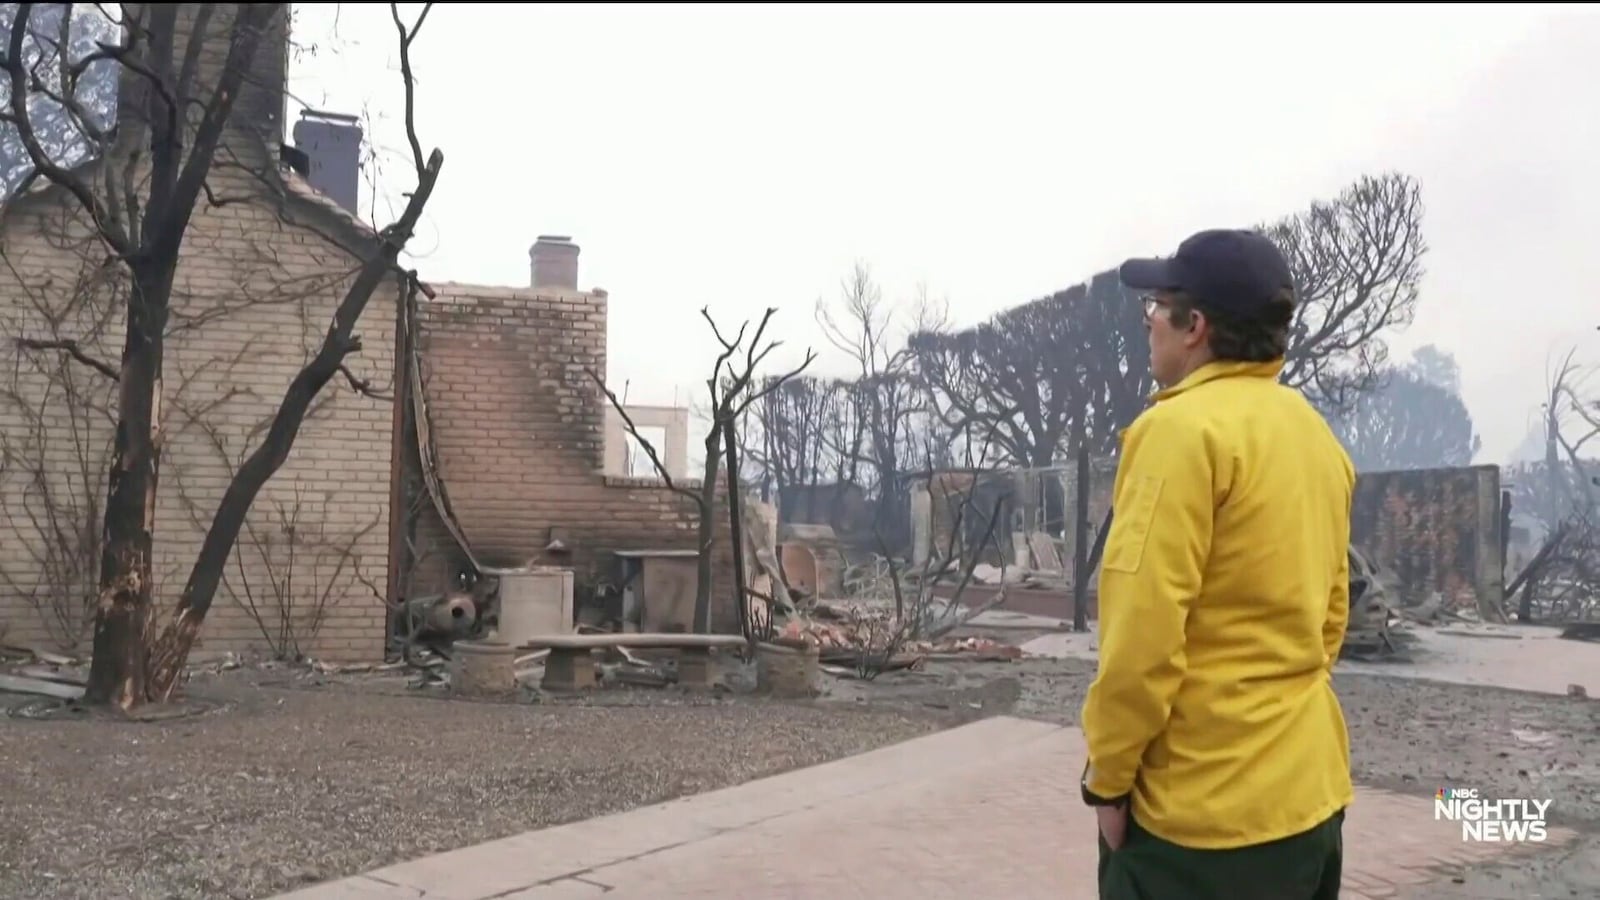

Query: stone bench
517,633,749,692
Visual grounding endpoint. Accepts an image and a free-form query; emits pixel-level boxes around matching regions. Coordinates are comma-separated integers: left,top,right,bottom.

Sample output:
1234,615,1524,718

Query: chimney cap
299,108,361,125
535,234,575,245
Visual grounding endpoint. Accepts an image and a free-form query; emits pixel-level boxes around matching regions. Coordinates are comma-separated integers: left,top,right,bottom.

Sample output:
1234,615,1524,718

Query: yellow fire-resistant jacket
1080,358,1356,850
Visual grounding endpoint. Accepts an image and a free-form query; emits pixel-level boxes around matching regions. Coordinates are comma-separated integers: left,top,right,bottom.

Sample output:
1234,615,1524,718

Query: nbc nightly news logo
1434,787,1551,842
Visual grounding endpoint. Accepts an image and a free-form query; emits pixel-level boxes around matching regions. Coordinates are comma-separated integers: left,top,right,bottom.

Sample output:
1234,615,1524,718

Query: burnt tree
1270,172,1428,414
1330,346,1481,472
908,172,1425,470
1505,348,1600,537
815,263,946,544
742,263,952,550
741,374,850,505
1450,351,1600,624
909,269,1150,469
0,3,443,709
592,306,815,633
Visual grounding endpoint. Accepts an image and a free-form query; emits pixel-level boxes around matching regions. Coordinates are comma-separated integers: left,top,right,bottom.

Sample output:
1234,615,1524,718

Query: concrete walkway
273,717,1574,900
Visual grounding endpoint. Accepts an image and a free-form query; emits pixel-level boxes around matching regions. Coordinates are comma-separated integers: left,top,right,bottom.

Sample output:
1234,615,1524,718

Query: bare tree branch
584,365,706,509
15,336,118,381
0,3,130,255
337,362,391,401
592,306,816,633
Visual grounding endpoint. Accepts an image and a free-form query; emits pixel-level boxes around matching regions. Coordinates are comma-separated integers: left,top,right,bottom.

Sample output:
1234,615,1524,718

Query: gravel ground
0,672,944,900
1,652,1594,900
827,653,1600,899
829,656,1600,825
1391,834,1600,900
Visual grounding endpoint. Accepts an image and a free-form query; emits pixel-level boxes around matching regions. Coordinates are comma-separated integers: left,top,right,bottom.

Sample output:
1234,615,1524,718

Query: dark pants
1098,808,1345,900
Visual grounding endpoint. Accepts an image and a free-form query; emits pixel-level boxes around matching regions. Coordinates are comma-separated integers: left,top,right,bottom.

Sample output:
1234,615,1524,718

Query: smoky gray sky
285,2,1600,465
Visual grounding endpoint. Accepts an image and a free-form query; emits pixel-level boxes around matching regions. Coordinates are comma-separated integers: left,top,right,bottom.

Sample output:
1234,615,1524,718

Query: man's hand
1096,805,1129,851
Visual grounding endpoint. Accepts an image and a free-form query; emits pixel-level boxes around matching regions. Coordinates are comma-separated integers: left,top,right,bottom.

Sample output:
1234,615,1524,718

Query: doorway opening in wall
625,425,669,479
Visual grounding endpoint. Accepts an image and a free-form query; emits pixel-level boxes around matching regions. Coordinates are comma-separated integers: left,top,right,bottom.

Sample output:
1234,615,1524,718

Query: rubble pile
768,597,1027,677
0,640,422,698
961,563,1069,591
0,644,87,701
776,615,1022,659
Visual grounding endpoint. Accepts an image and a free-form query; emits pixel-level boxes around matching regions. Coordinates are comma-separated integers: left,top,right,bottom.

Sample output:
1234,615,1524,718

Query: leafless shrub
0,204,120,652
842,483,1008,680
227,485,376,660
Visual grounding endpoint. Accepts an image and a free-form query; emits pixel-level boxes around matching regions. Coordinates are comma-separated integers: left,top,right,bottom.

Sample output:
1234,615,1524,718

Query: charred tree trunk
692,429,721,633
723,424,751,646
75,2,279,710
1033,426,1066,469
1072,442,1091,633
83,269,170,708
1517,573,1539,623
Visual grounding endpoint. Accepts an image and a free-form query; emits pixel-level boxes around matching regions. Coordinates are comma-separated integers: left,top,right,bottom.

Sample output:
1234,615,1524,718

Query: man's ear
1183,308,1208,348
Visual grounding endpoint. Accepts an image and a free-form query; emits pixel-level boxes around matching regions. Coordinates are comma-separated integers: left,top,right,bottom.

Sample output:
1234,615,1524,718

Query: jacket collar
1152,358,1285,403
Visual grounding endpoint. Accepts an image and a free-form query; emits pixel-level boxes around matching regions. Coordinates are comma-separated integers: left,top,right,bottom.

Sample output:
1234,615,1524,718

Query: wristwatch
1081,762,1131,809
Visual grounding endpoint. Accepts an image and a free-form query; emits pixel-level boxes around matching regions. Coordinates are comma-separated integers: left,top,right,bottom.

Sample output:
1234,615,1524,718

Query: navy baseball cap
1119,228,1295,317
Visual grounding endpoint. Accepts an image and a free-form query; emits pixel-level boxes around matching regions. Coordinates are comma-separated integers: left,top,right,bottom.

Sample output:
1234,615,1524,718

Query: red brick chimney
530,235,580,290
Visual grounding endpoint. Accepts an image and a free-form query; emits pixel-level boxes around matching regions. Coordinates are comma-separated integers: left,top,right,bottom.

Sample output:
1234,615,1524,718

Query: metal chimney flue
291,109,363,216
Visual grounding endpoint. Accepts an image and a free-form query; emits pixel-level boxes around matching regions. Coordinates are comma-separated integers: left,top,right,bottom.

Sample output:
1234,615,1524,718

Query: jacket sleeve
1324,549,1350,673
1322,459,1355,672
1080,411,1217,800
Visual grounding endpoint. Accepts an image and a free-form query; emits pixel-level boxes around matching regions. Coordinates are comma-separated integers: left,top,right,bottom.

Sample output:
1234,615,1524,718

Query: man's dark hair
1167,287,1296,362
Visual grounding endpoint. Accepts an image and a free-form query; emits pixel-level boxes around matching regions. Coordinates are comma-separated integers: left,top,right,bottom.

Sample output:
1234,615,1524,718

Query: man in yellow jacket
1080,228,1355,900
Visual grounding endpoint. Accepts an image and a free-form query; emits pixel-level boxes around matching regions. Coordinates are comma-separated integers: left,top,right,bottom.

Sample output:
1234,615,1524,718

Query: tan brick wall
0,4,397,662
412,285,740,632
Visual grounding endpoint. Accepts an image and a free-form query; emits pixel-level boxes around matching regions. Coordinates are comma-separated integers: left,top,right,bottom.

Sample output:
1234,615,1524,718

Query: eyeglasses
1141,294,1173,321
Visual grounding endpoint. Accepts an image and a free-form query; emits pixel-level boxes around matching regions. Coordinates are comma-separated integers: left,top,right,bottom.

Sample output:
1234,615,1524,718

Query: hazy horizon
283,2,1600,467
